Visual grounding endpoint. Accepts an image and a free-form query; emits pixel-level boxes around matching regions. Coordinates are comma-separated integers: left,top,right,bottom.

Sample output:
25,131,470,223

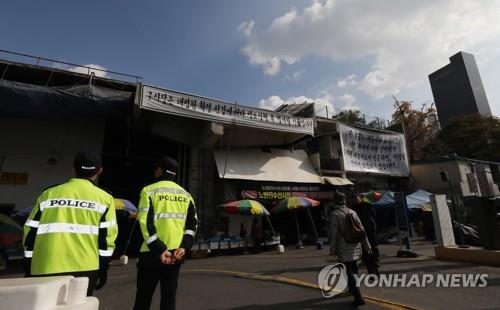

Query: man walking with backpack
330,192,371,307
350,194,379,276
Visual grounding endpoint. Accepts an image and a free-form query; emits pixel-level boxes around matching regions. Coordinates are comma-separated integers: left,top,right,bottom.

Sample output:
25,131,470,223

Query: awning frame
321,176,354,186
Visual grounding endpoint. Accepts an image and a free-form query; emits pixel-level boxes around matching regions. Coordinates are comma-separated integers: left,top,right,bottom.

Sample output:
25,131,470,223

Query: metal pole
294,212,303,249
0,48,142,81
123,217,138,255
264,215,276,235
243,215,249,254
305,208,319,240
306,207,323,249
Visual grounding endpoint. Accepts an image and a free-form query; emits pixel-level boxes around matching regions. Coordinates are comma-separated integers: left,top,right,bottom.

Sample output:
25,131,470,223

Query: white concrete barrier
0,276,98,310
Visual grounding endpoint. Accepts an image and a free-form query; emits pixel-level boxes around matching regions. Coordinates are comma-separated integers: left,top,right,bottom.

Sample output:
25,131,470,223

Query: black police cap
156,156,179,176
74,151,102,175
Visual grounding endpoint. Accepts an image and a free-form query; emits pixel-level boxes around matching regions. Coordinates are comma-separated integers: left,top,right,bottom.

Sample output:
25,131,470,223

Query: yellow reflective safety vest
138,180,197,255
23,178,118,275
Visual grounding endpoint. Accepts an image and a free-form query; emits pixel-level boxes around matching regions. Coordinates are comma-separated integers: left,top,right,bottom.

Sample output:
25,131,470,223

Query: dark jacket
351,202,376,233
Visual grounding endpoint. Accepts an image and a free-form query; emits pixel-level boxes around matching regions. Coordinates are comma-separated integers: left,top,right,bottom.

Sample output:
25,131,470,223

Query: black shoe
350,299,365,307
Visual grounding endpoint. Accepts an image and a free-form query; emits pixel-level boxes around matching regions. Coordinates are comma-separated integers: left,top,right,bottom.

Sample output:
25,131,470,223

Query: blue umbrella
114,198,138,213
12,207,33,218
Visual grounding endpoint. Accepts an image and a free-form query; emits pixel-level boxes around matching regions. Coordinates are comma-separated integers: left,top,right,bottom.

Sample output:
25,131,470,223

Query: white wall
0,118,105,211
411,161,476,196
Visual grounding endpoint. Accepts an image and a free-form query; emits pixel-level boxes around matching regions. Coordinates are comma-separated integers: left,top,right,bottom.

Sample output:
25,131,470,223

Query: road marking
183,268,423,310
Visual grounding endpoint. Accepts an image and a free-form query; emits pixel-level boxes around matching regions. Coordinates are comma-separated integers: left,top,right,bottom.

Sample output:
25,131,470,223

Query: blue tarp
373,191,395,206
12,207,32,218
373,190,432,210
406,190,432,209
0,80,132,119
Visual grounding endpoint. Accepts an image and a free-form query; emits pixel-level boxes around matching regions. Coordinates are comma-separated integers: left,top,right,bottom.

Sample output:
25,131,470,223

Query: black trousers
366,230,380,262
28,270,98,296
133,252,181,310
360,230,380,276
362,249,379,276
342,261,363,301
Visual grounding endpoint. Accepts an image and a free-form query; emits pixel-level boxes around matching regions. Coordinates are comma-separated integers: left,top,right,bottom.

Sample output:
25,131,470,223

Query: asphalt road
94,242,500,310
97,260,385,310
3,242,500,309
97,270,379,310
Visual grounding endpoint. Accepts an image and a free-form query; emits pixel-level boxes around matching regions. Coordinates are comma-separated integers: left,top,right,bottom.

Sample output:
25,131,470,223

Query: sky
1,0,500,120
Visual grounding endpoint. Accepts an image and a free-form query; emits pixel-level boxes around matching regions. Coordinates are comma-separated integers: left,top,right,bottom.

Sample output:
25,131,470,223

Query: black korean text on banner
337,123,409,176
141,85,314,135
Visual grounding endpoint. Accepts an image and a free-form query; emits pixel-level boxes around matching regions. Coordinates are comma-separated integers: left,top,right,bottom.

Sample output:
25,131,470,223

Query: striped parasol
272,196,321,249
219,200,270,216
271,197,320,214
114,198,138,218
360,191,382,204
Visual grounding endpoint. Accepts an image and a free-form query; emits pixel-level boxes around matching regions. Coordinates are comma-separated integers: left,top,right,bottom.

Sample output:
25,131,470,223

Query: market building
0,52,413,248
0,55,138,216
0,53,326,245
136,85,332,244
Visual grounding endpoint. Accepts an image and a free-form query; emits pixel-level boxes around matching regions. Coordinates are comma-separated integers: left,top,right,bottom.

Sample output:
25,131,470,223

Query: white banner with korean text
141,85,314,135
338,123,409,176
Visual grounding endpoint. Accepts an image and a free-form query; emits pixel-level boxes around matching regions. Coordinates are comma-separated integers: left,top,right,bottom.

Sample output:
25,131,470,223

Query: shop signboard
0,172,29,185
337,123,409,176
239,184,335,201
141,84,314,135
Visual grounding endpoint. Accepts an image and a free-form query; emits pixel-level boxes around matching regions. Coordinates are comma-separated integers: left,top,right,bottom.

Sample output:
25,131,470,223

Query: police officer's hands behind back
173,248,185,260
159,249,185,265
160,250,175,264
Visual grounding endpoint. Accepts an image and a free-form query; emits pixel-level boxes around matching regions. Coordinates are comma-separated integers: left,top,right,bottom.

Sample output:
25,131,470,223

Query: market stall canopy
213,148,322,183
373,191,395,206
322,176,353,186
272,197,320,213
114,198,138,218
406,189,433,211
373,189,433,211
219,200,270,216
360,191,383,203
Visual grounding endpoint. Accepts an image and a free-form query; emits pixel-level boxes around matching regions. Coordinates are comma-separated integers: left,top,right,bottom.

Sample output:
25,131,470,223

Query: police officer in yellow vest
23,151,118,296
133,156,197,310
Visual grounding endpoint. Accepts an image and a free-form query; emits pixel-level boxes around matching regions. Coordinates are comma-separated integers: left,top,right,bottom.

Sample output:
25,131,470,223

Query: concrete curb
435,246,500,266
183,268,423,310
